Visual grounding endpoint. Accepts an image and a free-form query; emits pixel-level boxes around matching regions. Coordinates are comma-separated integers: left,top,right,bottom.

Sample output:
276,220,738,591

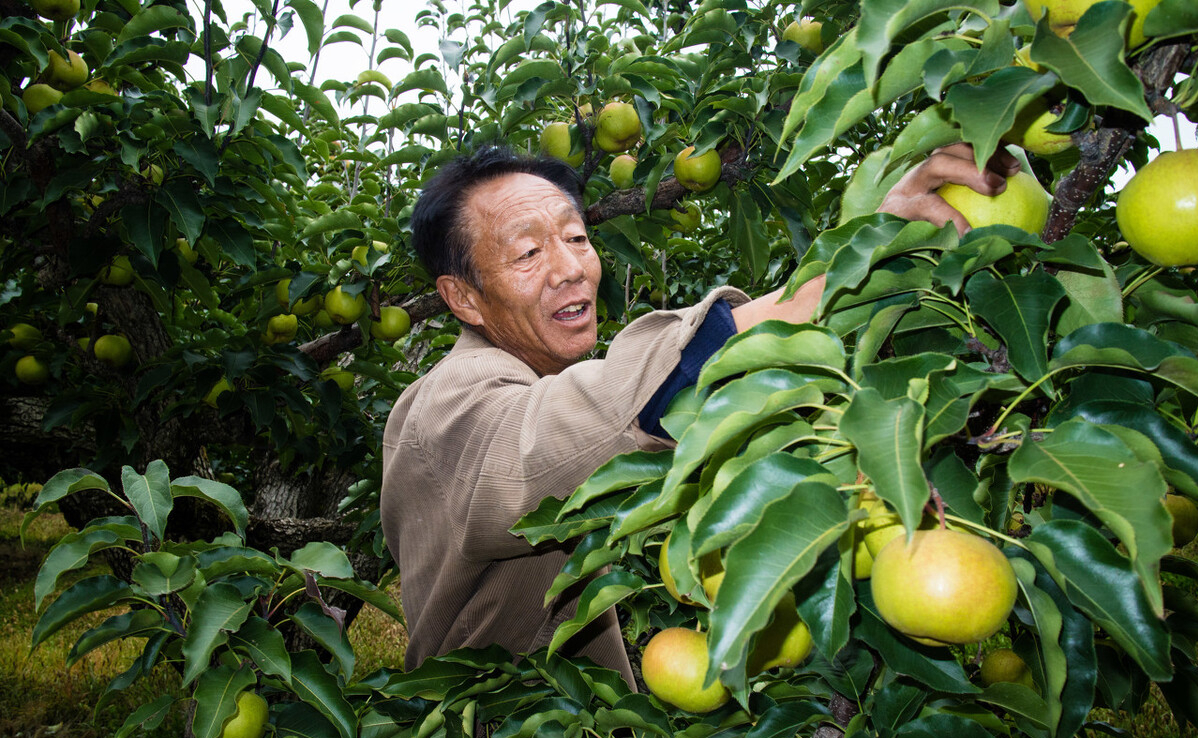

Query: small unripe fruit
15,355,49,385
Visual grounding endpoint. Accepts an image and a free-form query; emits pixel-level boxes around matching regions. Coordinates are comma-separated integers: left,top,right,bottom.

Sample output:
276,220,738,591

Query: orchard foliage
2,0,1198,735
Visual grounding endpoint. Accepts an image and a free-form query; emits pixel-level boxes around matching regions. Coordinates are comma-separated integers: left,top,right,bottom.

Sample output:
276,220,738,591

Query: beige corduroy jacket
380,287,748,684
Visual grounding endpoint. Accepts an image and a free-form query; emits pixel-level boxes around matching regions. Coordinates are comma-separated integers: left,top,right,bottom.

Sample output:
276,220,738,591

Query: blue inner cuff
637,299,737,438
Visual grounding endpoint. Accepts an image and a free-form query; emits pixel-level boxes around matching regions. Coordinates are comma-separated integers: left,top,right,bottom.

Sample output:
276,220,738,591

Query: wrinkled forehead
463,173,584,247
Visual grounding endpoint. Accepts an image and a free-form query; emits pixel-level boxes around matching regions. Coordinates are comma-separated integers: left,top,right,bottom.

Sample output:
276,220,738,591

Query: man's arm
731,143,1021,331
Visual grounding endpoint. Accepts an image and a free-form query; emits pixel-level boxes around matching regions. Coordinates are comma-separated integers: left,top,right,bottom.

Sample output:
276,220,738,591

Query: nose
546,238,588,287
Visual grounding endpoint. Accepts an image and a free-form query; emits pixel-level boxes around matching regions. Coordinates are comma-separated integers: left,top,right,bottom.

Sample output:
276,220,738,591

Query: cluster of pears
644,532,814,713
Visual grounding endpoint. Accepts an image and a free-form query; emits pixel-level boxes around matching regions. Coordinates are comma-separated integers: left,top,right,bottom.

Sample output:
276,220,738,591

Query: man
380,143,1019,684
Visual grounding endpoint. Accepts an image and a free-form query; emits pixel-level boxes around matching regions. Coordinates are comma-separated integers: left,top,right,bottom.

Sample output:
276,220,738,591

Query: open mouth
553,303,589,321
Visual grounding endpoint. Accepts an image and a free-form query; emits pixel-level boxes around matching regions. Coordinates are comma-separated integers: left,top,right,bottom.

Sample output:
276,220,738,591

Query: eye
518,247,539,260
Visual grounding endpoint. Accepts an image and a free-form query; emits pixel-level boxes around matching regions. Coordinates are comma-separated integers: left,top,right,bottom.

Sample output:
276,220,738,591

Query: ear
437,275,485,328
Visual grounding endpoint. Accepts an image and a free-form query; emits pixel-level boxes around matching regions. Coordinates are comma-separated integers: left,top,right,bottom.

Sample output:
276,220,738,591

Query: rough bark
1042,41,1191,243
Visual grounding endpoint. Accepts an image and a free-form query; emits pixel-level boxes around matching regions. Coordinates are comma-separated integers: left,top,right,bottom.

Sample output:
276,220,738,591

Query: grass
0,501,1192,737
0,505,408,737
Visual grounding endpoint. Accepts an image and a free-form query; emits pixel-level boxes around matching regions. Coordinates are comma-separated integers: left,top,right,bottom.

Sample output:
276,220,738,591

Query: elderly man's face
458,172,602,375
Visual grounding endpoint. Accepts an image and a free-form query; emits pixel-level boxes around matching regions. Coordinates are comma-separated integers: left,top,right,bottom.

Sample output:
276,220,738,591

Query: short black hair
410,146,585,288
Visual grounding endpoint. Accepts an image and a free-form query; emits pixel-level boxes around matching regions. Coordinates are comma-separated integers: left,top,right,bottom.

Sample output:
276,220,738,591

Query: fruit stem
1173,113,1183,151
929,486,947,529
1121,265,1164,299
944,513,1029,550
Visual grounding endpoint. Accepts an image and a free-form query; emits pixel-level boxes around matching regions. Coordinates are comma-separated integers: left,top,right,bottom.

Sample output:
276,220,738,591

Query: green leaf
182,582,253,686
286,0,324,57
171,476,249,538
894,714,994,738
316,578,404,623
291,602,355,678
206,218,256,267
301,210,363,240
857,0,1000,87
285,541,355,579
132,552,198,596
822,220,955,314
229,615,292,681
115,694,175,737
1051,322,1198,396
1054,259,1123,336
839,388,930,536
290,650,357,738
1029,2,1152,121
116,5,194,44
945,66,1058,169
381,645,513,700
190,663,257,738
1142,0,1198,38
966,269,1066,383
23,468,110,538
794,549,855,662
745,702,828,737
396,68,448,96
707,481,847,684
547,571,645,655
1027,521,1171,681
1009,418,1172,617
157,181,206,245
32,575,133,650
857,592,979,693
662,370,827,505
35,527,124,609
698,321,846,389
777,30,864,156
1008,551,1098,737
546,529,626,599
557,450,673,516
692,453,833,556
1065,401,1198,491
68,608,165,666
731,189,769,281
120,461,173,543
594,694,671,736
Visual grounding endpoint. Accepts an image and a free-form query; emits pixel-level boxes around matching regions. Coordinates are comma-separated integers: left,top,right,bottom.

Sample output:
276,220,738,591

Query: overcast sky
214,0,1193,185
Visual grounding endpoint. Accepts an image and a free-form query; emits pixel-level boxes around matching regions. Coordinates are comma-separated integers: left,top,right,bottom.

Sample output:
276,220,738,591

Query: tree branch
584,142,750,225
1042,41,1190,243
298,291,449,365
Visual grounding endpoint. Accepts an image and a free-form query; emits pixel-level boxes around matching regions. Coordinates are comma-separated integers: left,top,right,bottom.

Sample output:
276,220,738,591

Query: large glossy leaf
794,548,855,660
1065,401,1198,493
857,0,1000,86
285,541,355,579
32,575,133,650
594,693,672,737
230,615,292,681
839,388,930,535
115,694,175,738
171,476,249,537
181,581,253,686
965,270,1065,383
291,649,357,738
23,468,109,538
547,570,645,654
132,551,198,596
190,663,256,738
1029,1,1152,121
1009,417,1172,615
121,461,173,543
894,714,994,738
1051,322,1198,396
661,370,826,503
698,321,846,389
945,66,1058,169
558,450,673,516
776,29,863,169
823,220,955,310
381,646,514,700
1009,550,1098,737
1143,0,1198,37
547,529,626,600
35,527,124,609
1026,521,1171,681
707,481,847,685
67,608,165,666
855,589,978,693
292,602,355,678
692,453,833,557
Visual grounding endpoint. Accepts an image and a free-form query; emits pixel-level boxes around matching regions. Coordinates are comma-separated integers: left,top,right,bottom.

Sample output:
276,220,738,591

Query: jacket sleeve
421,287,748,561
